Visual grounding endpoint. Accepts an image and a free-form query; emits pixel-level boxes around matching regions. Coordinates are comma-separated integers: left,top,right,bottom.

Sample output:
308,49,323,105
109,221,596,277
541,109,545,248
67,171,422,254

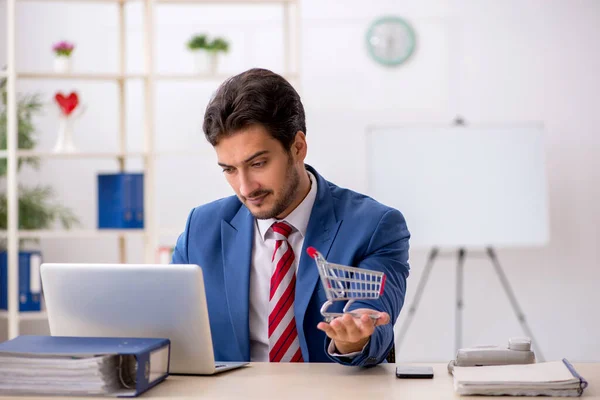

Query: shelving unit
2,0,301,339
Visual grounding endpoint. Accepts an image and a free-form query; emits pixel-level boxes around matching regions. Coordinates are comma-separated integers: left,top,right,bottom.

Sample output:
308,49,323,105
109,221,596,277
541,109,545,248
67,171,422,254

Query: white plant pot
53,115,78,153
192,50,218,75
53,56,72,73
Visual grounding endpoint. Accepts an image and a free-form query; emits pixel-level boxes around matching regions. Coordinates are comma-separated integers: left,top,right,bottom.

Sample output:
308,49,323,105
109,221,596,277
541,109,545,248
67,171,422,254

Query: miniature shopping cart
306,247,386,322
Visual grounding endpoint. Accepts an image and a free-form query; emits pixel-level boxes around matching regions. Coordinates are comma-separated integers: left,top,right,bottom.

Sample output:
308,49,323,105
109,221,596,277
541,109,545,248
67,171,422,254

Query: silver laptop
40,263,248,375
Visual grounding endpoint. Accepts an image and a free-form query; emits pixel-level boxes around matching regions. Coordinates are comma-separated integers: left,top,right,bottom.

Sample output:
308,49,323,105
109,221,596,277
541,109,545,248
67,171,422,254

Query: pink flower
53,41,75,57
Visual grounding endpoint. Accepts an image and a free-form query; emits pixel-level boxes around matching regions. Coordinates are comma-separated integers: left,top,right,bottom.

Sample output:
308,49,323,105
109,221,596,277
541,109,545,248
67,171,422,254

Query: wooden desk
7,362,599,399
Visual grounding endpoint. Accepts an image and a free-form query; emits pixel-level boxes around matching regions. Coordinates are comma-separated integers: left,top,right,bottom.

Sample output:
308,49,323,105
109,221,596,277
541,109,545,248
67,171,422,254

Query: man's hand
316,308,390,355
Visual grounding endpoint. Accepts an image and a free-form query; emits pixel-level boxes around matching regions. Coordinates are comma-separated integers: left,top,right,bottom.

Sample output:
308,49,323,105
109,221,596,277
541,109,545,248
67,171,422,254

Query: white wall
2,0,599,361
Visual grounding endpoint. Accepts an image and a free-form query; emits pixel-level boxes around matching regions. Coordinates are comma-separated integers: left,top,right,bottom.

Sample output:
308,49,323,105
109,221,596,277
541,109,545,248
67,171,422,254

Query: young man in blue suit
172,68,410,366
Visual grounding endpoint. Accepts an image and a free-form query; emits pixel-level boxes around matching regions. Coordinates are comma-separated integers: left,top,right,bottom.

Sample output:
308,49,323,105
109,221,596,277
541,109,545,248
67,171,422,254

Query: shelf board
18,0,128,2
0,150,216,159
158,228,183,236
20,311,48,321
15,0,294,3
155,72,298,81
17,72,146,81
15,72,297,82
0,150,146,159
0,311,48,321
156,0,295,4
155,150,213,157
0,229,146,239
0,228,179,238
155,73,234,81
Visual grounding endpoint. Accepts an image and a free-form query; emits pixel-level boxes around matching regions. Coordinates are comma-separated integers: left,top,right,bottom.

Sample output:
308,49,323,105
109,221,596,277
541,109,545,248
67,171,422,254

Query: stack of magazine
0,335,170,397
453,359,588,397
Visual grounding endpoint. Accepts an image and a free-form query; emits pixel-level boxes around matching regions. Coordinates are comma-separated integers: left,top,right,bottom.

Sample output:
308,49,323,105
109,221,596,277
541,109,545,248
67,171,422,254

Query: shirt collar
256,170,318,241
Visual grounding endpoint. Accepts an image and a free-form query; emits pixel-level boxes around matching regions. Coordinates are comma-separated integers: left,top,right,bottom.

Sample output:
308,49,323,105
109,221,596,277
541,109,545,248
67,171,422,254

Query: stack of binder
0,251,43,312
97,172,144,229
0,335,170,397
453,359,588,397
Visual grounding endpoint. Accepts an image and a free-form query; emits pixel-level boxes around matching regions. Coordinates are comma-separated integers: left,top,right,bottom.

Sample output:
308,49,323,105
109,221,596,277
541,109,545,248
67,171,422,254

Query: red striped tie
268,221,304,362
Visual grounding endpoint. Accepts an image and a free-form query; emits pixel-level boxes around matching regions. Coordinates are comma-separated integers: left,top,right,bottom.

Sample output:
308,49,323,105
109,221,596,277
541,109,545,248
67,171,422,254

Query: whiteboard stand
366,120,550,363
396,247,546,362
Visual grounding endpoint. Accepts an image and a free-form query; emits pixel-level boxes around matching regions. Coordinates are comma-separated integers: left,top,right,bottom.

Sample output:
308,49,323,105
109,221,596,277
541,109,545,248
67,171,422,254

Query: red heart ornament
55,92,79,116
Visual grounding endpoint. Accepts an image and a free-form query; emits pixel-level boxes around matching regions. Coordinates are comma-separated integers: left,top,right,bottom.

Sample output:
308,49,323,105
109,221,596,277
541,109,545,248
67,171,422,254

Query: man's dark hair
203,68,306,150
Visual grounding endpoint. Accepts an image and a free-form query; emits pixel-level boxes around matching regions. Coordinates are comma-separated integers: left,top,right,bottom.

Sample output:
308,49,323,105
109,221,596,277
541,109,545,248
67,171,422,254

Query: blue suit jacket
172,165,410,366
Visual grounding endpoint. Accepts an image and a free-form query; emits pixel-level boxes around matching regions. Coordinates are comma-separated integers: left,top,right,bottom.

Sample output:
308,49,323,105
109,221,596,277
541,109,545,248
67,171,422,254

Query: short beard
250,157,300,220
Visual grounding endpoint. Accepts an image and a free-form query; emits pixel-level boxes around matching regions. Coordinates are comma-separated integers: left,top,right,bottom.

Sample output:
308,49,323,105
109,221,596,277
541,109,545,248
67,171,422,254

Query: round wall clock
366,16,416,67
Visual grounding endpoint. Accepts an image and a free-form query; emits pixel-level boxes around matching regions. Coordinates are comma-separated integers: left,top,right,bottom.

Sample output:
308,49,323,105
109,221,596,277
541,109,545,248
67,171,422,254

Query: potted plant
52,41,75,74
187,34,210,74
0,76,79,245
187,34,230,74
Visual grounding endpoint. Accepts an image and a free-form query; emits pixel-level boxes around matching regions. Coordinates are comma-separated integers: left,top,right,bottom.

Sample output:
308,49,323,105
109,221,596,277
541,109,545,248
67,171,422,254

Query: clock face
366,16,416,66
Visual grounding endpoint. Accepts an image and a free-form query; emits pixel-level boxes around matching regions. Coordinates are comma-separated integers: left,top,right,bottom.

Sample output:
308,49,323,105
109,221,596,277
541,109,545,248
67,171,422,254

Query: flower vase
52,115,77,153
53,56,72,74
193,50,217,75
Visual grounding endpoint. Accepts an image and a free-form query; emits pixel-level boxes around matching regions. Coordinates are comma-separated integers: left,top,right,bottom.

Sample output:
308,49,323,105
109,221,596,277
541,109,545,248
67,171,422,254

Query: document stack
453,359,588,397
0,335,170,397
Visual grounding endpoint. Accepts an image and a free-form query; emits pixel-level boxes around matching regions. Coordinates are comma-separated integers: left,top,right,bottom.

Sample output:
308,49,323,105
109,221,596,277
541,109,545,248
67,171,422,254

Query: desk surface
6,362,599,399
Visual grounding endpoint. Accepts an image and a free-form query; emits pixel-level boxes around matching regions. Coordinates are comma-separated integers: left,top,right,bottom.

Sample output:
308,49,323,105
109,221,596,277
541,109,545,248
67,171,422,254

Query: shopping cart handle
380,274,386,295
306,247,318,258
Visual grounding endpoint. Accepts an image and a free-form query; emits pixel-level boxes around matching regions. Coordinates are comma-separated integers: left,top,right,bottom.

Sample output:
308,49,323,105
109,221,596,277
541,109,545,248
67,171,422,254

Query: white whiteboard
366,124,550,248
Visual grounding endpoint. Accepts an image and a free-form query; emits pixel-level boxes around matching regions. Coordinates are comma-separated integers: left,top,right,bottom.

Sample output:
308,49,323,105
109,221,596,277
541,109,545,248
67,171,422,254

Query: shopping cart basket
306,247,386,322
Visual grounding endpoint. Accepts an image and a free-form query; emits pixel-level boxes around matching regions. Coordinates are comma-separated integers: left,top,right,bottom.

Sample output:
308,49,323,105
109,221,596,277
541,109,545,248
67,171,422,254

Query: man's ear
292,131,307,161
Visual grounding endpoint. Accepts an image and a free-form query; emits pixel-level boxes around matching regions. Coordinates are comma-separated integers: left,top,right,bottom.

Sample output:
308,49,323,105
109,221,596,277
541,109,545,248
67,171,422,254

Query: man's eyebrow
217,150,270,168
243,150,269,163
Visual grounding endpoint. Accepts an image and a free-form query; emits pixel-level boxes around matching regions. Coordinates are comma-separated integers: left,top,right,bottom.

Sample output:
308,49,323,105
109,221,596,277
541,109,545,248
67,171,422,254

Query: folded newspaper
452,359,588,397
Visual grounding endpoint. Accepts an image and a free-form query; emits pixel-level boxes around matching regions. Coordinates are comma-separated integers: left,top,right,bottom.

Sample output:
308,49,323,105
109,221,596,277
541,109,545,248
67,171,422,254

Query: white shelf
158,228,183,236
20,311,48,321
17,72,146,81
0,311,48,321
155,150,213,157
157,0,295,4
0,150,146,159
0,150,214,159
15,72,298,82
0,229,146,239
155,72,298,81
18,0,128,3
4,0,300,340
16,0,293,3
155,73,233,81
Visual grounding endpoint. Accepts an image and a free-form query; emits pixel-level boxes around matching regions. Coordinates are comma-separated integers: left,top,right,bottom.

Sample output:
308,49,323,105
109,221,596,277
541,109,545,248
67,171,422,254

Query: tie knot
271,221,293,239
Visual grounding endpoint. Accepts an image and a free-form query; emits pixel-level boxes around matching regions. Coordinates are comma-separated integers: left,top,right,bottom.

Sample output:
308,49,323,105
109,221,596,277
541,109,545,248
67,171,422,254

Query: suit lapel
221,205,254,361
295,166,342,360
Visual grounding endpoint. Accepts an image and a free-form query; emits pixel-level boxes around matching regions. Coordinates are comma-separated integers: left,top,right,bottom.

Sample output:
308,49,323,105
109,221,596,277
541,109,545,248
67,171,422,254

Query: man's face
215,125,303,219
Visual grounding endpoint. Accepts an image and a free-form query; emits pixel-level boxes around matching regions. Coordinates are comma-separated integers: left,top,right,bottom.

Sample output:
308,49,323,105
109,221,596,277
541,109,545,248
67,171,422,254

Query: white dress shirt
249,170,318,362
249,170,368,361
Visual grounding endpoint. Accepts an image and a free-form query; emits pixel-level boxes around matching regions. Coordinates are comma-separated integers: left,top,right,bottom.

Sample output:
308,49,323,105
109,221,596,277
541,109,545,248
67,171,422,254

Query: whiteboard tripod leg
396,247,439,350
455,248,466,354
